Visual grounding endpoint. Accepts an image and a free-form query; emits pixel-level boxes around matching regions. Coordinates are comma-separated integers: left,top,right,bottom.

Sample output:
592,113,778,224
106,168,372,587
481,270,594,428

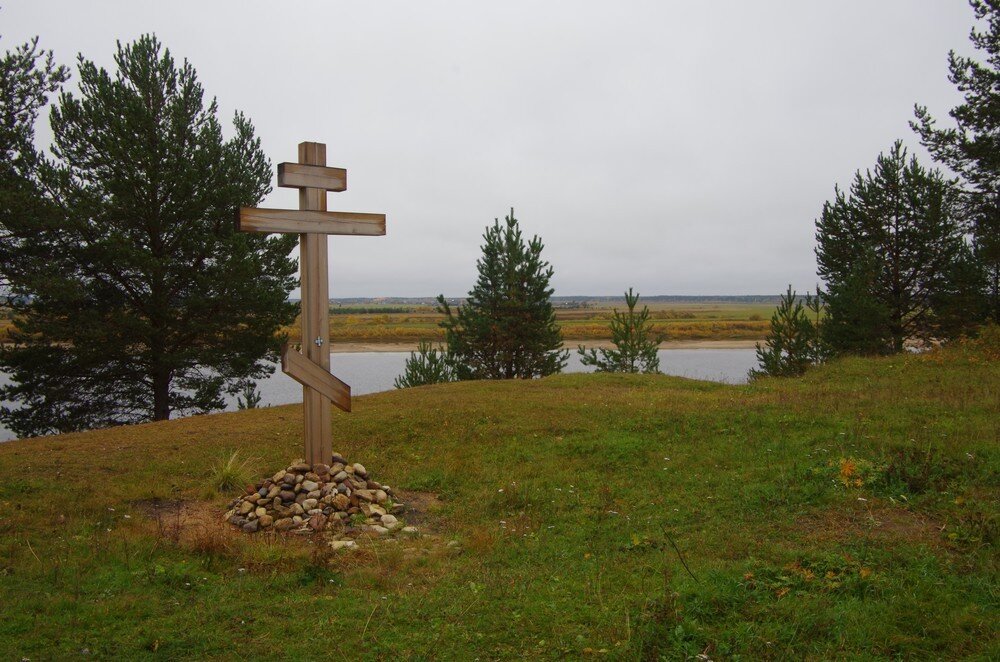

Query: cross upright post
297,142,332,466
238,141,386,467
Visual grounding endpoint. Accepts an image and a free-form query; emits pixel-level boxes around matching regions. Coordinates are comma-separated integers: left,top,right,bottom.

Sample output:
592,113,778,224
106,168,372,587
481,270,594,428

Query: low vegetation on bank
275,302,773,346
0,302,771,346
0,338,995,658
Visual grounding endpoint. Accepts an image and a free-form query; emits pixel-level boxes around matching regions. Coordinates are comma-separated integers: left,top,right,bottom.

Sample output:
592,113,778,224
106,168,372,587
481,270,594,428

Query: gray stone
331,453,347,465
380,514,399,528
301,498,318,511
401,526,419,536
301,480,319,493
329,539,356,551
307,490,321,500
271,470,286,483
242,520,259,533
374,489,388,504
290,503,305,516
238,501,253,515
353,463,367,477
354,489,375,502
333,471,348,482
279,490,296,503
367,525,390,535
254,506,267,518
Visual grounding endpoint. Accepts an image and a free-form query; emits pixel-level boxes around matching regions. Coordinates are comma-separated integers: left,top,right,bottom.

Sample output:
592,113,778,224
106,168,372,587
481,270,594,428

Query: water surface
0,348,758,442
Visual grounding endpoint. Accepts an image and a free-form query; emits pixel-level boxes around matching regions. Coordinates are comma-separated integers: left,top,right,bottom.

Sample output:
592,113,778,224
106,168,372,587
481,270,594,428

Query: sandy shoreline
330,339,760,353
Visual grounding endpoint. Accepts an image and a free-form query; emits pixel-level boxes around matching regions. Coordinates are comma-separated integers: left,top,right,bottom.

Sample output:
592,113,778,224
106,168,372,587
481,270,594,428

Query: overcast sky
3,1,976,297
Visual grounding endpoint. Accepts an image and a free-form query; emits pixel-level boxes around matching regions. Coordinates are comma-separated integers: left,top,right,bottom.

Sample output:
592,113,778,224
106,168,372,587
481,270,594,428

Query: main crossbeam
238,208,386,235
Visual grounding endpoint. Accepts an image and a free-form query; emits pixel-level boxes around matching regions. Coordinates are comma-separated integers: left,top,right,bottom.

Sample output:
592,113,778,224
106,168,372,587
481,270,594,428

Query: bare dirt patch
131,497,255,550
796,500,944,549
392,489,444,529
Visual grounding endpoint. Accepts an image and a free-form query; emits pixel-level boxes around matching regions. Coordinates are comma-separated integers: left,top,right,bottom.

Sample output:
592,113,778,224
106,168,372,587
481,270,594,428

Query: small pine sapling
749,286,825,379
578,288,662,373
395,341,455,388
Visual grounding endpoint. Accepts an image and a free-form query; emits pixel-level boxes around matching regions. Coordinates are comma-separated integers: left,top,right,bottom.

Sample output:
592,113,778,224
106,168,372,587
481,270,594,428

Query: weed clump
209,450,257,493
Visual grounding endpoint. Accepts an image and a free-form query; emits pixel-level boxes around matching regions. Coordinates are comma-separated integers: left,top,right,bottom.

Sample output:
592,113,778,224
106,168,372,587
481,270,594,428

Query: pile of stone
223,453,413,537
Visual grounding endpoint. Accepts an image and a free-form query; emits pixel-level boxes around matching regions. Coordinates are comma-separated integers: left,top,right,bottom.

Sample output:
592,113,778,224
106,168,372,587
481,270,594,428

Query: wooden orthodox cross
238,141,385,466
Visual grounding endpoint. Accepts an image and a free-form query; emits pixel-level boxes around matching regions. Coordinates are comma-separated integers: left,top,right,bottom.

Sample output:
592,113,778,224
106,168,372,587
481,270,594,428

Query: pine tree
821,255,894,356
578,288,661,373
913,0,1000,321
749,286,823,379
0,36,298,437
394,342,455,388
437,208,567,380
0,33,68,292
815,141,966,353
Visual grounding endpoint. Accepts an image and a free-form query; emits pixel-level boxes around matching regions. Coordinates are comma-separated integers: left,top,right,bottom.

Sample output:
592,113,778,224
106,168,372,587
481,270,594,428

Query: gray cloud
4,0,972,296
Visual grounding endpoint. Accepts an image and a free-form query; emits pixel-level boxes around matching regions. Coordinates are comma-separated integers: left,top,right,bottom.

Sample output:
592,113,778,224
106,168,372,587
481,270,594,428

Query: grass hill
0,339,996,659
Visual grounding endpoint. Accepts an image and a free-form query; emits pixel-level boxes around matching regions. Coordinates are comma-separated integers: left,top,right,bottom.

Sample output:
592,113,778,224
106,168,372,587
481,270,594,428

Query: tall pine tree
815,141,966,353
0,36,298,437
437,208,567,380
913,0,1000,322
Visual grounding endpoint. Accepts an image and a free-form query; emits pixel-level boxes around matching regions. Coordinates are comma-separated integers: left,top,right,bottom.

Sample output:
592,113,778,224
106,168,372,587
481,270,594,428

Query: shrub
394,342,455,388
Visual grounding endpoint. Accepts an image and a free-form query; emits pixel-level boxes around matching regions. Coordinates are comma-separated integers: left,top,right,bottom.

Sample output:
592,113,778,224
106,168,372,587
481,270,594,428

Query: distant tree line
754,0,1000,378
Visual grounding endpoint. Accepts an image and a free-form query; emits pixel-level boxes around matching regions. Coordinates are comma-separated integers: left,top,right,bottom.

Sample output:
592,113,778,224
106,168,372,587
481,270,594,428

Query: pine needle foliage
814,141,966,353
578,288,661,373
913,0,1000,321
395,342,455,388
0,36,297,437
749,286,825,379
437,208,567,380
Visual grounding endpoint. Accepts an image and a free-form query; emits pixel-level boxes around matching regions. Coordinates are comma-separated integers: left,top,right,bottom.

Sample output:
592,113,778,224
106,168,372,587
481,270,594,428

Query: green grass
0,341,996,659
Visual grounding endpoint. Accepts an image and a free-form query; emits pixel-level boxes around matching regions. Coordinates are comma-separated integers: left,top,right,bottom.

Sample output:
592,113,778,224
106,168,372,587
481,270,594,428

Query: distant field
0,302,776,345
282,302,776,344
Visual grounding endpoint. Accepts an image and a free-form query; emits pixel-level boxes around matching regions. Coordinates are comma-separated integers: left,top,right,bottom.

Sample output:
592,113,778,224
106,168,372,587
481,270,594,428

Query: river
0,347,758,442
